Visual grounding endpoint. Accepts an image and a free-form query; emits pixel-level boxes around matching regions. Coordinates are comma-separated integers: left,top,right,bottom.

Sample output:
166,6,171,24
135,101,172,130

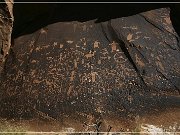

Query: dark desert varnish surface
0,3,180,132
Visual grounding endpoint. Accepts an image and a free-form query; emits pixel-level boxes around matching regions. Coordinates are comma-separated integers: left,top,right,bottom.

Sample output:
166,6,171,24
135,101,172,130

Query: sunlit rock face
0,1,13,73
0,8,180,131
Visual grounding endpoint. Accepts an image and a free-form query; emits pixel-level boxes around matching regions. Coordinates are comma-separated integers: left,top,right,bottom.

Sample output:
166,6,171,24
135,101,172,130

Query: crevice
140,14,180,50
100,23,111,43
106,20,148,89
131,42,180,94
139,14,179,40
156,70,180,94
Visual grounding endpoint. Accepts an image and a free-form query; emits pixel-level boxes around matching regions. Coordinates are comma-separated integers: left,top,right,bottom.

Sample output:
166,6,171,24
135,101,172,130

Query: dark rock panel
0,7,180,131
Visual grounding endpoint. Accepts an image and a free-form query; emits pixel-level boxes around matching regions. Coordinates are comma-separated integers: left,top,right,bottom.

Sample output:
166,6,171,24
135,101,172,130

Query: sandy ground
0,107,179,134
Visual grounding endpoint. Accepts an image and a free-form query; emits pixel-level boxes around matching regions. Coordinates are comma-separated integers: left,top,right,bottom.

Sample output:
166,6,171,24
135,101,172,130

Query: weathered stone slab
0,6,179,131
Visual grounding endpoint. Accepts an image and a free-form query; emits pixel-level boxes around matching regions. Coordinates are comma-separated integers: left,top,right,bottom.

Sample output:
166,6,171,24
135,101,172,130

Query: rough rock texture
0,6,180,131
0,0,13,73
